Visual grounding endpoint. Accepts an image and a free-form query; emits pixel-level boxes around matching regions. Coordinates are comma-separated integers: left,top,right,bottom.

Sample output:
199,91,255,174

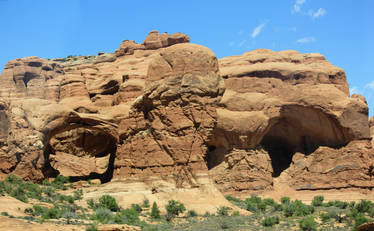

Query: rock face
0,32,372,196
209,49,371,193
115,31,190,57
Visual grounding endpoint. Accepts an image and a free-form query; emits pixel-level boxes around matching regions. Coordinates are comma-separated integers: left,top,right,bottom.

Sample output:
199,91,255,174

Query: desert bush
187,210,198,217
368,206,374,217
62,211,77,224
332,200,349,209
165,200,186,218
87,199,97,210
355,200,372,213
299,216,317,231
150,202,161,219
231,211,240,216
353,212,369,230
131,203,142,213
320,212,331,222
117,208,140,225
284,200,314,217
217,206,229,216
312,195,324,206
257,201,267,212
73,189,83,201
263,198,276,206
42,207,61,219
262,216,280,227
272,202,283,212
98,195,119,212
10,186,28,202
1,212,9,216
51,175,70,190
245,201,257,212
246,194,262,204
142,199,150,208
86,223,98,231
90,207,113,224
281,196,291,205
225,195,242,203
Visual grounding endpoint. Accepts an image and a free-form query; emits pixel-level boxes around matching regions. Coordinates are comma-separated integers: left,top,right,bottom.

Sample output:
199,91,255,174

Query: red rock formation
115,31,190,57
0,32,372,197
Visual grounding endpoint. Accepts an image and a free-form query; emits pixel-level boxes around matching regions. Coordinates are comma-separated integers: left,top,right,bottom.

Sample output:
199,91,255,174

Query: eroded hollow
261,105,350,177
44,126,117,183
206,145,228,170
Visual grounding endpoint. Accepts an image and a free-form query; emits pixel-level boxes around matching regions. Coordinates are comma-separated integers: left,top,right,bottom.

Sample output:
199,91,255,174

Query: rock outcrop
0,32,372,197
115,31,190,57
208,49,371,193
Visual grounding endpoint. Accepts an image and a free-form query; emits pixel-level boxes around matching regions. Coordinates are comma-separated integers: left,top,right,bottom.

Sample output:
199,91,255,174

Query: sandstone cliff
0,31,372,196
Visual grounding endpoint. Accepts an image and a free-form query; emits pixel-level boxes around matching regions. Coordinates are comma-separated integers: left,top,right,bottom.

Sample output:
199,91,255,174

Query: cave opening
205,145,228,170
43,126,117,183
261,135,296,177
260,106,349,178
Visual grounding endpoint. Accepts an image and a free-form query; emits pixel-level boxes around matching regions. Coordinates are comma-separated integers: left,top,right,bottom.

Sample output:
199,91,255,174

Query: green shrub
246,194,262,204
332,200,349,209
262,216,280,227
284,203,295,217
353,213,369,230
225,195,242,203
284,200,314,217
90,207,113,224
355,200,372,213
1,212,9,216
320,212,330,222
272,203,283,212
312,195,324,206
217,206,229,216
51,175,69,190
62,211,77,224
118,208,140,225
299,216,317,231
150,202,161,219
86,223,98,231
187,210,198,217
73,189,83,201
98,195,119,212
245,201,257,212
10,186,28,203
263,198,276,206
131,204,142,213
165,200,186,218
368,207,374,217
5,174,22,185
281,197,291,204
142,199,150,208
87,199,97,210
257,201,267,212
203,211,211,217
231,211,240,216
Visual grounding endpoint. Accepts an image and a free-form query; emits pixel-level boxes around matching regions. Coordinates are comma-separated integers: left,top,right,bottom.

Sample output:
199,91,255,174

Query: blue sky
0,0,373,116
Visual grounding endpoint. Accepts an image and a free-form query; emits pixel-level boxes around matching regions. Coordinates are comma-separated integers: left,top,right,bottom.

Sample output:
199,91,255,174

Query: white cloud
251,23,266,38
228,41,235,47
293,0,306,13
238,40,247,47
365,81,374,89
296,37,316,43
309,8,327,19
350,86,360,95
